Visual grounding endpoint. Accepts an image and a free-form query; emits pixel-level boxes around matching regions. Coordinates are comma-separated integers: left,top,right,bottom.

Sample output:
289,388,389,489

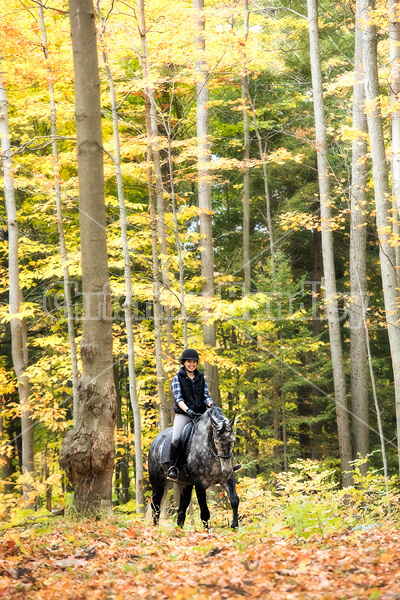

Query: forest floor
0,512,399,600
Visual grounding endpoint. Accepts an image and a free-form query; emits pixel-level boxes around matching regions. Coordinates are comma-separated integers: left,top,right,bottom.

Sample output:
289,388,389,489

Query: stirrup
167,466,179,482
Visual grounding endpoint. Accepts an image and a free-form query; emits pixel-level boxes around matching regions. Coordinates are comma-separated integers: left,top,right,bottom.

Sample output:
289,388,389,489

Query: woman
167,348,214,481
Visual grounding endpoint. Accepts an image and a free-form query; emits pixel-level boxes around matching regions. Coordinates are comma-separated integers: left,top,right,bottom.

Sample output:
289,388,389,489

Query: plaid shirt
171,371,212,408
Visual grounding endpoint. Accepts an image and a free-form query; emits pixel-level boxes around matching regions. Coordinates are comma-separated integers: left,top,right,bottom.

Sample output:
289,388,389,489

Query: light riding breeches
171,414,191,446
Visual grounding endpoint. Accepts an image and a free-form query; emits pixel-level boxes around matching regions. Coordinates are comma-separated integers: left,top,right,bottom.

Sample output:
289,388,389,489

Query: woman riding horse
149,404,240,528
167,348,214,482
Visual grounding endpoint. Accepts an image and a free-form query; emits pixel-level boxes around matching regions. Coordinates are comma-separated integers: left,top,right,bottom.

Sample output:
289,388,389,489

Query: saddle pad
160,422,194,464
160,430,173,464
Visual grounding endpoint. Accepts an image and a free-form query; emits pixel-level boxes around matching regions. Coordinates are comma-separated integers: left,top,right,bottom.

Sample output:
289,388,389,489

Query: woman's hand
187,408,200,419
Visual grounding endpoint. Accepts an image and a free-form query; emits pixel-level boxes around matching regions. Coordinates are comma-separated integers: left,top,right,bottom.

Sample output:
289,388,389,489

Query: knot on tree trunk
59,430,93,478
81,344,95,362
59,430,114,479
77,380,116,419
77,139,103,155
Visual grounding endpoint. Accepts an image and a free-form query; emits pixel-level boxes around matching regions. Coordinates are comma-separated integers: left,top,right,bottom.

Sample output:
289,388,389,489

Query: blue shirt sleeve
204,377,212,405
171,374,184,407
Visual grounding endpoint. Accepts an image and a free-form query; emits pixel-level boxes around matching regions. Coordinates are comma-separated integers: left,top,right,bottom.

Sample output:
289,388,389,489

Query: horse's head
209,406,236,464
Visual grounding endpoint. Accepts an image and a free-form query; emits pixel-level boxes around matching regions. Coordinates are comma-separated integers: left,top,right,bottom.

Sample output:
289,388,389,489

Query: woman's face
184,359,198,373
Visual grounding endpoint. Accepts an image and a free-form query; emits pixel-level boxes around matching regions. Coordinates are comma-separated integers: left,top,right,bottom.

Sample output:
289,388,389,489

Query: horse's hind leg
151,480,165,526
177,484,192,528
223,475,239,529
194,483,210,529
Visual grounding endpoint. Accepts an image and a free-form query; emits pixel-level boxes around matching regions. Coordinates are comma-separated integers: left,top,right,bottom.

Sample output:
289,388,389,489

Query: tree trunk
166,131,189,347
241,0,251,295
38,3,79,423
362,0,400,472
307,0,353,487
138,0,170,430
114,365,130,504
249,102,274,276
0,397,14,494
350,0,369,464
194,0,220,403
0,72,34,503
96,1,144,513
145,99,169,428
147,81,191,349
311,222,323,458
59,0,116,514
136,0,174,329
389,0,400,270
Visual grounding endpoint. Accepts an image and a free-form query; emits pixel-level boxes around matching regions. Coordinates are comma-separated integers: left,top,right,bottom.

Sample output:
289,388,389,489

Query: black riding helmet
180,348,199,363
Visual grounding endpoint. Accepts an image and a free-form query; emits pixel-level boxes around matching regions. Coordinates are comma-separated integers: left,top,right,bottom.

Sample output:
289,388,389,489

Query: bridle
210,447,234,460
211,427,234,460
192,410,236,461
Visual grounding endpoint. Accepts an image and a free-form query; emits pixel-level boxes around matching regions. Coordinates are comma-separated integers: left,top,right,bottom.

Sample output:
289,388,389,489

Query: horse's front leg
177,484,193,528
195,483,210,529
223,475,239,529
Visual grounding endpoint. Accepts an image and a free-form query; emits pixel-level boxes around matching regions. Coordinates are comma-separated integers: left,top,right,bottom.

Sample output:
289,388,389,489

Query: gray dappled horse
148,406,239,529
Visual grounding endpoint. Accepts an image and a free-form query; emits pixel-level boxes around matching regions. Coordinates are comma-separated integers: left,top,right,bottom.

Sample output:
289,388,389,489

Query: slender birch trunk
307,0,353,487
114,365,130,504
0,403,13,494
311,211,324,457
166,130,189,348
361,294,391,512
350,0,369,464
0,73,34,502
243,88,274,276
153,85,190,347
389,0,400,270
137,0,172,296
362,0,400,472
96,3,144,512
194,0,220,403
38,4,79,423
145,99,168,429
59,0,116,513
147,95,190,350
138,0,170,430
241,0,251,295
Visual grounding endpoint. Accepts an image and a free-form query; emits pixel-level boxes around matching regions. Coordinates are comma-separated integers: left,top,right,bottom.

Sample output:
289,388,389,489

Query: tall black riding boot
167,443,179,482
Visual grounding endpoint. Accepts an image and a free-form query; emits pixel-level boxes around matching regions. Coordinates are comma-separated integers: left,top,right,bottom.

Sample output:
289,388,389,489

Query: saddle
160,421,194,466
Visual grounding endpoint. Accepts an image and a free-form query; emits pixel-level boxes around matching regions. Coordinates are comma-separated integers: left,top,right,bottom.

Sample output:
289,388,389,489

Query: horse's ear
229,416,236,428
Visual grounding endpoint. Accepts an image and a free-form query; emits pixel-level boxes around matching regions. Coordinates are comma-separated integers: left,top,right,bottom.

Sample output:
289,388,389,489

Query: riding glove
186,408,200,419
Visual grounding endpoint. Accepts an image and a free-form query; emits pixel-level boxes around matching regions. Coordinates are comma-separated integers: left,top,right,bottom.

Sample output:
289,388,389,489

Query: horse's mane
209,405,225,421
208,405,230,432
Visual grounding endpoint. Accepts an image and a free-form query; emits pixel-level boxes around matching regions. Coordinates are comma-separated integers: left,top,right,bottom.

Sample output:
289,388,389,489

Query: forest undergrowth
1,460,400,599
